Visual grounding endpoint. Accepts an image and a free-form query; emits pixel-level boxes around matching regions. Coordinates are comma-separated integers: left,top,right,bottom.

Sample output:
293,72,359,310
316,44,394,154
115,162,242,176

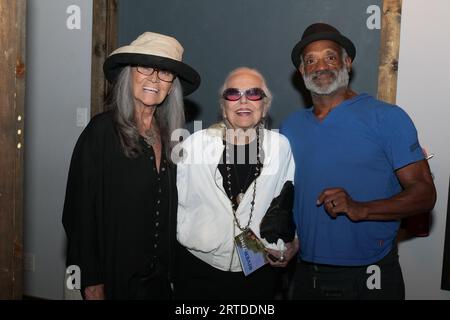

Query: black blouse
62,111,177,299
217,140,260,210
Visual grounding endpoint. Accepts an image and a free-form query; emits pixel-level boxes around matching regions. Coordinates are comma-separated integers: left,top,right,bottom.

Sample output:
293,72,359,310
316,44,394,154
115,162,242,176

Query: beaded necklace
224,126,262,232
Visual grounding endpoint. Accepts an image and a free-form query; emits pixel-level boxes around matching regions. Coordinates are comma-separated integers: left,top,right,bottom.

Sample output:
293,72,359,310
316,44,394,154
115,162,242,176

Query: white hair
218,67,273,118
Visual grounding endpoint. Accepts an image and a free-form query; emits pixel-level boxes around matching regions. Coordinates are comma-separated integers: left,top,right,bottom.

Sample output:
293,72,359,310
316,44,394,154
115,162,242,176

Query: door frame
90,0,118,117
0,0,26,299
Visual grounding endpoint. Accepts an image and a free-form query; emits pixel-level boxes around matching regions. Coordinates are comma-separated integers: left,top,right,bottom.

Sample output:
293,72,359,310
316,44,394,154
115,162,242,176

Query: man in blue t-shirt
281,23,436,300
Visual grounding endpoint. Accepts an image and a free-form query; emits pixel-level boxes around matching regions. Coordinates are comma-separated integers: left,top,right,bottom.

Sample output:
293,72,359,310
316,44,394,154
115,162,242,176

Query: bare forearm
318,162,436,222
359,182,436,220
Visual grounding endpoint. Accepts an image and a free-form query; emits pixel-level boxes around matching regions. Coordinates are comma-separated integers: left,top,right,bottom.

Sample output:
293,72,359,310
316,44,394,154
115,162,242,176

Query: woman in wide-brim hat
62,32,200,300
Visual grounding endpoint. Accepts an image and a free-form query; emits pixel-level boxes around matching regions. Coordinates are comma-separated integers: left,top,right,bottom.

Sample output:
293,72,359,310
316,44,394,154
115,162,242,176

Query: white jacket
176,127,295,272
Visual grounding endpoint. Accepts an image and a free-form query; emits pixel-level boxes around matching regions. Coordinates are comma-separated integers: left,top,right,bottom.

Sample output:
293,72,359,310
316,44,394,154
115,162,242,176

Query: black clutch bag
260,181,296,243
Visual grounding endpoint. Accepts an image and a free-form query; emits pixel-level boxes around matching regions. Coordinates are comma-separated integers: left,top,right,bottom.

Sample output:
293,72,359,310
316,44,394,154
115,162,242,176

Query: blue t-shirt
281,93,424,266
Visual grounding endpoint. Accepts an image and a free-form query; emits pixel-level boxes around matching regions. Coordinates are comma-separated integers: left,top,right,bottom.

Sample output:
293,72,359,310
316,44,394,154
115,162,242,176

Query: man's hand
84,284,105,300
317,188,368,221
266,238,299,268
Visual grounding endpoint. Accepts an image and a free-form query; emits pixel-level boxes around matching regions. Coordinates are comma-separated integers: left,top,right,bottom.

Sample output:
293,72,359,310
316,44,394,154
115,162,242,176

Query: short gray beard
303,67,349,96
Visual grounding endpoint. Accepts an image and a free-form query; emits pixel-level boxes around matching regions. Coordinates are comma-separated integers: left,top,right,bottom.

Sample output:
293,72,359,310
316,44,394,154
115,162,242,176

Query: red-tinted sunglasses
222,87,267,101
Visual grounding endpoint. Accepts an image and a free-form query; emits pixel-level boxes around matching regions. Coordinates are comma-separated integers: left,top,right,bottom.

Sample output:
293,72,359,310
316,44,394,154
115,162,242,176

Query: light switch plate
76,108,88,128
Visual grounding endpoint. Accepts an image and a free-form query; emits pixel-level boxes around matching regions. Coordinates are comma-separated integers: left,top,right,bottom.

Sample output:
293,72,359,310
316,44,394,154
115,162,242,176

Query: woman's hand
266,237,299,268
84,284,105,300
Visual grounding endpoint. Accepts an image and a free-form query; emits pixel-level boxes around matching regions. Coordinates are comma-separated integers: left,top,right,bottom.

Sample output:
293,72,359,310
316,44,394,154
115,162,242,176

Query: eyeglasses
222,87,267,101
136,66,176,83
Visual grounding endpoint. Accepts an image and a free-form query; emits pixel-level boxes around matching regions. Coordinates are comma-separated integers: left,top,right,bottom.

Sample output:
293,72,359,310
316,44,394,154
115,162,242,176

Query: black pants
174,245,279,300
293,246,405,300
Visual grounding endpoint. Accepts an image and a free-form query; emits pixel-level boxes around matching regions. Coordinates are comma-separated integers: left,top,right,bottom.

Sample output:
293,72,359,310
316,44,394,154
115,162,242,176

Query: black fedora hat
103,32,200,96
291,23,356,68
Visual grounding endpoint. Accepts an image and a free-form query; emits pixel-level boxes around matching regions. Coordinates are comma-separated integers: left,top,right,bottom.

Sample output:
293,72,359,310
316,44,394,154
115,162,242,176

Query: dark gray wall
118,0,381,129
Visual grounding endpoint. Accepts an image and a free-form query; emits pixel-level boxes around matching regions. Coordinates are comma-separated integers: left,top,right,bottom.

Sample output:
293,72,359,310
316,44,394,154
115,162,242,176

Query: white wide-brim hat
103,32,200,95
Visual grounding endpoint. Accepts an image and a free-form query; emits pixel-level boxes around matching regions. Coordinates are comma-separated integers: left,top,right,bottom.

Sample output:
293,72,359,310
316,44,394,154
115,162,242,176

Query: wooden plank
90,0,117,117
13,0,26,300
377,0,402,104
0,0,26,299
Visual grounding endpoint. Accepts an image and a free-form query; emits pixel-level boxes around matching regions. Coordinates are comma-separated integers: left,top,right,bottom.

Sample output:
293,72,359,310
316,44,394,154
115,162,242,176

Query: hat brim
103,53,201,96
291,32,356,68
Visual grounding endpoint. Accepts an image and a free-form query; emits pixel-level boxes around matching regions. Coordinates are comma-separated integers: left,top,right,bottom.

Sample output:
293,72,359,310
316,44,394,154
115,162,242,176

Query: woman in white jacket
175,67,297,299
